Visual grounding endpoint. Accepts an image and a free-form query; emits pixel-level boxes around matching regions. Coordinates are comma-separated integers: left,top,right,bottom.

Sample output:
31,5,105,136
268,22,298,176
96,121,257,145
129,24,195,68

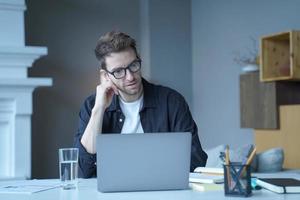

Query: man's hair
94,31,139,69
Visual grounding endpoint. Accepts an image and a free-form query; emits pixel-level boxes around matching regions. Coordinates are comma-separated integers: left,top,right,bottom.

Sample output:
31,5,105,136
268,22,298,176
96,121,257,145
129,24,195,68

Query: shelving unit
260,30,300,82
240,30,300,169
240,71,300,129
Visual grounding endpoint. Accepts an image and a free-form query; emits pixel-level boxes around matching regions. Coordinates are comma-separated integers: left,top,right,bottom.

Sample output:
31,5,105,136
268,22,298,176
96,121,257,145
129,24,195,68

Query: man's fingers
110,84,119,95
100,79,119,96
99,71,119,95
109,80,119,95
106,88,115,99
104,85,118,96
99,69,108,84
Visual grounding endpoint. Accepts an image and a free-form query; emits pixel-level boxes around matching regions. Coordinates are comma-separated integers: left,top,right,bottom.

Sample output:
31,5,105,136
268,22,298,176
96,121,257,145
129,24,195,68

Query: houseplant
234,37,259,73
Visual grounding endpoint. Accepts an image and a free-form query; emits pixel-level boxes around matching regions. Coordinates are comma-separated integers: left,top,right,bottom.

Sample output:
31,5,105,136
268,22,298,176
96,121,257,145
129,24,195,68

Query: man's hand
80,70,118,154
93,70,119,112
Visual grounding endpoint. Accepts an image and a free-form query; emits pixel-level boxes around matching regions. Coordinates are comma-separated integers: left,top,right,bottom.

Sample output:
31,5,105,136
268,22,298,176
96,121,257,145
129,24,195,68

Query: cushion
257,148,284,172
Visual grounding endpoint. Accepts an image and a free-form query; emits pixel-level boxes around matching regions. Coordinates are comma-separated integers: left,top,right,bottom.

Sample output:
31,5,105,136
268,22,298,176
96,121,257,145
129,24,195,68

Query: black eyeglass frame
105,58,142,79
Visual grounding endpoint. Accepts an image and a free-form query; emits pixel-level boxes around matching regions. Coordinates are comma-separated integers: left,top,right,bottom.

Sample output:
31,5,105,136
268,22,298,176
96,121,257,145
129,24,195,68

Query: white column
0,0,52,179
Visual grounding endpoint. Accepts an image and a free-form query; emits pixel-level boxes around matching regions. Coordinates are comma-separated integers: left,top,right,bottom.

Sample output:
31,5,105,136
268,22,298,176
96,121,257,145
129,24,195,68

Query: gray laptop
96,132,191,192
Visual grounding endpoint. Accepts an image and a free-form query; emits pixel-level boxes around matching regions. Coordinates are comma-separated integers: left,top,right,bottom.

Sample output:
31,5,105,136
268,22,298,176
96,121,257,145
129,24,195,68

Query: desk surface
1,172,300,200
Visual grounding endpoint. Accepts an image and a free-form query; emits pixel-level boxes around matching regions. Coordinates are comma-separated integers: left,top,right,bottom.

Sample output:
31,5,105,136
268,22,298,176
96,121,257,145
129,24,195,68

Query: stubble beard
123,81,142,95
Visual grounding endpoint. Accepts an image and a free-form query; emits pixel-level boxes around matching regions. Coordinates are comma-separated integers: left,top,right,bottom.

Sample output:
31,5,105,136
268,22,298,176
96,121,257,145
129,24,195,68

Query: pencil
225,145,231,189
239,147,257,178
225,145,230,165
245,147,257,165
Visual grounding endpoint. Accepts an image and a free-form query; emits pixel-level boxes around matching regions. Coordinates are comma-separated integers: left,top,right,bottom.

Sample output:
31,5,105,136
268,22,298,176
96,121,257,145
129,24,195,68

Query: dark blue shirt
74,79,207,178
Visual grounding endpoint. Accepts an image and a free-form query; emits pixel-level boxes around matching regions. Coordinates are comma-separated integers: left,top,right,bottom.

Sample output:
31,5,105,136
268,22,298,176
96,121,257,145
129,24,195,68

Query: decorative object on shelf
234,37,259,73
256,148,284,172
241,64,259,73
260,30,300,82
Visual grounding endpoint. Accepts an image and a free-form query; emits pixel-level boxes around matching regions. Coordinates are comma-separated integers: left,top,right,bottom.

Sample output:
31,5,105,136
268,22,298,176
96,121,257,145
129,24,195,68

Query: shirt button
119,118,123,122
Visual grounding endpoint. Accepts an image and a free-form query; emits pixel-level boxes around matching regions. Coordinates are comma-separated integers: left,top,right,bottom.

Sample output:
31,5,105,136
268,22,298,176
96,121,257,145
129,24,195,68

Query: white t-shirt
119,95,144,134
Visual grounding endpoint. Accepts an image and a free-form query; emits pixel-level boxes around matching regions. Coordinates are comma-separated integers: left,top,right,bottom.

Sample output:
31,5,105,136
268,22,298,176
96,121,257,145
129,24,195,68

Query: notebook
193,167,223,175
256,178,300,193
96,132,191,192
189,182,223,192
189,172,224,184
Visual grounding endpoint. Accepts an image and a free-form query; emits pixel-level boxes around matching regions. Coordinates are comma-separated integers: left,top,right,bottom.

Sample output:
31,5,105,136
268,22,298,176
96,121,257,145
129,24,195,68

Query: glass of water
59,148,78,189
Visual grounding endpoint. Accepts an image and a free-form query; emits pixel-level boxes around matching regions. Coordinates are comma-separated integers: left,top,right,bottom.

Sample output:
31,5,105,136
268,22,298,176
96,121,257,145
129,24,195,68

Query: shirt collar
106,78,157,112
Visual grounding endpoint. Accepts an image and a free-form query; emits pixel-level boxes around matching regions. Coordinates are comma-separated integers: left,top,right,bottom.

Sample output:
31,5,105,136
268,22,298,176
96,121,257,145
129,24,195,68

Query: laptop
96,132,191,192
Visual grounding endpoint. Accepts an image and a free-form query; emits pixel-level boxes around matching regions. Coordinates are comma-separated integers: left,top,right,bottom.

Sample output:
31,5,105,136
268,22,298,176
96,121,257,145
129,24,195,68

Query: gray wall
191,0,300,149
145,0,192,105
26,0,140,178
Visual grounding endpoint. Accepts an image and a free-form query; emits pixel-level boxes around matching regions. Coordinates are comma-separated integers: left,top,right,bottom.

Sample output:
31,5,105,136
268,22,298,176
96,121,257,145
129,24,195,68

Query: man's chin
121,86,142,97
125,83,141,93
124,89,140,96
118,81,143,98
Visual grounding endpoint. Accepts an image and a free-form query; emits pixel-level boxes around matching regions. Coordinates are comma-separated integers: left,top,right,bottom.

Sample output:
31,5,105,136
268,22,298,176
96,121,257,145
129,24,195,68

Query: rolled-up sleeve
74,95,97,178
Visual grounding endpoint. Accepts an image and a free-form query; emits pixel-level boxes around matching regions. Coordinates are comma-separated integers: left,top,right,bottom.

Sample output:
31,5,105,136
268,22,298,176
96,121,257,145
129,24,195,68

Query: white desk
1,177,300,200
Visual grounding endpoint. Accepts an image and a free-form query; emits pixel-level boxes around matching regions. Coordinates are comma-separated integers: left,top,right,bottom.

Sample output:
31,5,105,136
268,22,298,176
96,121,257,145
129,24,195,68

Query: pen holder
223,163,252,197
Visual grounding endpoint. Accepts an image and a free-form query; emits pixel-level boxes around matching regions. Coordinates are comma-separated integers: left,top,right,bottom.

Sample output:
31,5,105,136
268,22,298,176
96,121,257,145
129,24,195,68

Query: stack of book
256,178,300,194
189,167,224,192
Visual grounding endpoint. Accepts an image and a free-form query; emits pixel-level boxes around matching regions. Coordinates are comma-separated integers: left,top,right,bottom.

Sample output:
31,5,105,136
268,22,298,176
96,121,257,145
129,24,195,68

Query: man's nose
125,69,134,81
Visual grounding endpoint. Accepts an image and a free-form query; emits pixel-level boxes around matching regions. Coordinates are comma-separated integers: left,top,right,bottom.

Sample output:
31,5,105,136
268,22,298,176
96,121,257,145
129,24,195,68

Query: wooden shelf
255,105,300,169
260,30,300,82
240,71,300,129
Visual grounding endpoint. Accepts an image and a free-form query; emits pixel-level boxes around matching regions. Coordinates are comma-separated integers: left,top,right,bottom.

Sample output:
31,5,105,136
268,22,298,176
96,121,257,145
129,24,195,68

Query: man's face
104,48,143,101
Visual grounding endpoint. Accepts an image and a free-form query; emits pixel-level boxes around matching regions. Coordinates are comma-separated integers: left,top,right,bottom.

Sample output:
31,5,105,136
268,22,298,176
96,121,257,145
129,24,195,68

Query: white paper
0,179,61,194
193,167,223,175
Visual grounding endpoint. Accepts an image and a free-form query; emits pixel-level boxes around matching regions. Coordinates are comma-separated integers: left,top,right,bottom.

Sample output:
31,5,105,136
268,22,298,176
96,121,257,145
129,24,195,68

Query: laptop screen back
96,132,191,192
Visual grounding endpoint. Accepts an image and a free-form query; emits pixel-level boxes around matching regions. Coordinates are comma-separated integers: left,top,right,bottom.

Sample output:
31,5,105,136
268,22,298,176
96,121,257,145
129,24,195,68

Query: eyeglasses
105,59,141,79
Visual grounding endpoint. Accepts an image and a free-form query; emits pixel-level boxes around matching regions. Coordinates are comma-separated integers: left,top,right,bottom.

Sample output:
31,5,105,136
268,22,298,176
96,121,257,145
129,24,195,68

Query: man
74,31,207,178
